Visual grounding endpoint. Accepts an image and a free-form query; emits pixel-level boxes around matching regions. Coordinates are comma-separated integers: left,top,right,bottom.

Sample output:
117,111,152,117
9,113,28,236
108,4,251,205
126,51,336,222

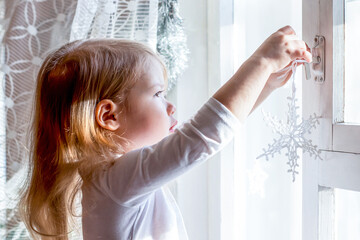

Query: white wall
170,0,304,239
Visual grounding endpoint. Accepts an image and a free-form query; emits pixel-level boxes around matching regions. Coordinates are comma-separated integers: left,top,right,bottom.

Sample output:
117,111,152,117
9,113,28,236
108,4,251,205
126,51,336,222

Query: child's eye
154,90,166,97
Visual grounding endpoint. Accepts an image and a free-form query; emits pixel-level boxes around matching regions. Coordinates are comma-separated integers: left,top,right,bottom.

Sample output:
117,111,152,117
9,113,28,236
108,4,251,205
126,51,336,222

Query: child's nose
167,102,176,116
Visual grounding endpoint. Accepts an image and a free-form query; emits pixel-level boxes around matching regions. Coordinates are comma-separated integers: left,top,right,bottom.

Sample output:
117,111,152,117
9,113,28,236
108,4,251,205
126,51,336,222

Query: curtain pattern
0,0,160,238
71,0,158,47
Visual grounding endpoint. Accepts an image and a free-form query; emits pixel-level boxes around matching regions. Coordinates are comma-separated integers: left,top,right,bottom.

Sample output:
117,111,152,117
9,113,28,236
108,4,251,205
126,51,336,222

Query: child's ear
95,99,121,131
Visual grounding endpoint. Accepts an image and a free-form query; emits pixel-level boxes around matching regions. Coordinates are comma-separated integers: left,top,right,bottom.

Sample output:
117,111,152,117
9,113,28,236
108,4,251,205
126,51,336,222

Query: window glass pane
335,188,360,239
344,0,360,123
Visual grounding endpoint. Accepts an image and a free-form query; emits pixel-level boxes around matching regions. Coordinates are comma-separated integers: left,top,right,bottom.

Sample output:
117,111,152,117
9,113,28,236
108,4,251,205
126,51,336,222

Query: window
303,0,360,239
344,0,360,123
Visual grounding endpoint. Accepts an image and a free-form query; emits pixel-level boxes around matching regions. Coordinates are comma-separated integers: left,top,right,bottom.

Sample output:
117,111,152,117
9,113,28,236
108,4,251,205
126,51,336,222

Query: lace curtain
0,0,186,238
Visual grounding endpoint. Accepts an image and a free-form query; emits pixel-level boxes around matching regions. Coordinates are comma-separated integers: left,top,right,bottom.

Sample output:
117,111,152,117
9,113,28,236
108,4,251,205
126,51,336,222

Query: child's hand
265,60,302,90
266,63,293,89
213,26,311,121
251,26,312,74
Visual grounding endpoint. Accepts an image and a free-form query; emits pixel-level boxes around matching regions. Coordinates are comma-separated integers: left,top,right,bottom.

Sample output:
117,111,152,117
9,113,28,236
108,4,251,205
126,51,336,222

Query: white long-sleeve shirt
81,98,240,239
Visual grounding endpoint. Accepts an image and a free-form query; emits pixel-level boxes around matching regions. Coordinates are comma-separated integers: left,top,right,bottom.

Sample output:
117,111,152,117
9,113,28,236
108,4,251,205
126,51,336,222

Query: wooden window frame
302,0,360,239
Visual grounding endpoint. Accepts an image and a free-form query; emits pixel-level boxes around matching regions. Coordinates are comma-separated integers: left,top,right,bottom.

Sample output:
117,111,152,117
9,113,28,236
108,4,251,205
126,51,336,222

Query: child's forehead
143,56,166,72
141,57,167,82
133,57,166,90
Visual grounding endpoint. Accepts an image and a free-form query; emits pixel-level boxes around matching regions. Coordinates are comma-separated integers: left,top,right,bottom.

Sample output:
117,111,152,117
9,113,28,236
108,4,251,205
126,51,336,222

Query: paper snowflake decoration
257,61,322,181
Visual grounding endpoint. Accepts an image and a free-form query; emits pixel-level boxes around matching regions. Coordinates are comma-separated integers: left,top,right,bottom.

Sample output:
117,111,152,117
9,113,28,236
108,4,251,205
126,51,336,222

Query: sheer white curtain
0,0,159,238
71,0,158,47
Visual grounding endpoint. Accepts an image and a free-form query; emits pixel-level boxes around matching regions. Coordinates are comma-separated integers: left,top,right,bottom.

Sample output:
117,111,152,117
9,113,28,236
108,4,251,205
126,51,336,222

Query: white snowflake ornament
257,60,322,181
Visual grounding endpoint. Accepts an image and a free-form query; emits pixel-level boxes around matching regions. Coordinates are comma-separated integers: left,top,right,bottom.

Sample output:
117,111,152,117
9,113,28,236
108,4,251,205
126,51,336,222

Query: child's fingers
280,69,293,86
289,40,313,62
304,42,312,62
277,25,296,35
286,34,300,41
284,35,312,61
303,51,313,62
289,50,312,63
288,39,307,51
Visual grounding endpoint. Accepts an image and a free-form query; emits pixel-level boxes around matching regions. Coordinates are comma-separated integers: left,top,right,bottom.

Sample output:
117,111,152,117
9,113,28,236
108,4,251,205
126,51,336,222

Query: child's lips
169,120,178,133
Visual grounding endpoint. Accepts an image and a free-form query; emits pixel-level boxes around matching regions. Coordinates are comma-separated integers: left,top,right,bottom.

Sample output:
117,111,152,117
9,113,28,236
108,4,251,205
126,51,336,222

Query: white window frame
302,0,360,239
170,0,238,239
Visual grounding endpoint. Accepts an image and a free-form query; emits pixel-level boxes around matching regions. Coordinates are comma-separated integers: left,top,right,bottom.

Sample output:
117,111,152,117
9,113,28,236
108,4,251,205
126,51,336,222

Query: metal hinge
305,35,325,83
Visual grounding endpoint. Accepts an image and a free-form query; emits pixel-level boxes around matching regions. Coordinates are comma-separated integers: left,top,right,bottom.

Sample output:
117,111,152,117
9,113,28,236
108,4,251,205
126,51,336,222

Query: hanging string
276,59,308,95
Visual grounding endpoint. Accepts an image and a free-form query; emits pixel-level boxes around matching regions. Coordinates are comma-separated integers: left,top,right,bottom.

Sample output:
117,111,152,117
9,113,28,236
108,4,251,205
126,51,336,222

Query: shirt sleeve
93,97,241,207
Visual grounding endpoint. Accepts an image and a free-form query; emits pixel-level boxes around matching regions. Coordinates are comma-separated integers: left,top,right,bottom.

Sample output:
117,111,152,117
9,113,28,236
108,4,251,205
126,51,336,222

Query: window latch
305,35,325,83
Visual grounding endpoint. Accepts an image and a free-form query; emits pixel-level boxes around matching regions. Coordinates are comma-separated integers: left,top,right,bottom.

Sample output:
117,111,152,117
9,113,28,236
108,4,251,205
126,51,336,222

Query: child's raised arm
86,26,312,208
213,26,312,122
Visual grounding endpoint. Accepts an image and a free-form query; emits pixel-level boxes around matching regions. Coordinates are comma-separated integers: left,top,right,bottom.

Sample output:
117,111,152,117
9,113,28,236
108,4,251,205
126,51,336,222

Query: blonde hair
19,39,165,239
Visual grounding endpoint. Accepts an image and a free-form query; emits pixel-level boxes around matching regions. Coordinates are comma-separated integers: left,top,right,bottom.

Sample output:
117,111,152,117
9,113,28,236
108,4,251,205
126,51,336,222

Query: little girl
19,25,311,239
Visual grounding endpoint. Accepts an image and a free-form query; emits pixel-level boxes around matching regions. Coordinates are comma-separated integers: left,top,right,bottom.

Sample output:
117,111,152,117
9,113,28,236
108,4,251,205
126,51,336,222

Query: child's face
117,58,177,152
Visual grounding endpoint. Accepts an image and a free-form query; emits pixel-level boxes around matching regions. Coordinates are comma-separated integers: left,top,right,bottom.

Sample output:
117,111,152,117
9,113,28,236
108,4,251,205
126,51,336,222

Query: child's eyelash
155,90,166,97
